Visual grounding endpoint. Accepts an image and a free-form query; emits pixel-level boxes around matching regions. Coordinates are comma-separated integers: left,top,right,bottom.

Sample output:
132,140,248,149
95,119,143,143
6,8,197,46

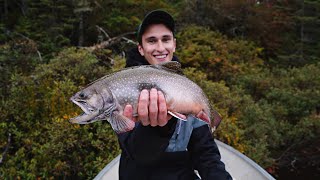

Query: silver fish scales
70,61,212,133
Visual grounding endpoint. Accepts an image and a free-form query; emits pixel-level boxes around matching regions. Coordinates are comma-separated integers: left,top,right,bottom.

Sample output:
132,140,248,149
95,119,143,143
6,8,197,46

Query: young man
117,10,232,180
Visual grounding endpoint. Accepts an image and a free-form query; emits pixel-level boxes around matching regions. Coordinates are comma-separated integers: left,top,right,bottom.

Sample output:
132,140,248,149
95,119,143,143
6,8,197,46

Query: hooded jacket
117,48,232,180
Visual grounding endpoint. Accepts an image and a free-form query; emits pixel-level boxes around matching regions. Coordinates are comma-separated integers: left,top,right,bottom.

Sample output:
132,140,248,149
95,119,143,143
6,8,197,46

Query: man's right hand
123,88,172,127
123,88,212,127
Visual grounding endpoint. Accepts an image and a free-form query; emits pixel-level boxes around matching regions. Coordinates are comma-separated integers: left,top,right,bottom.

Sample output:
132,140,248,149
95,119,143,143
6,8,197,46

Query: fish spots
138,83,157,91
70,63,212,131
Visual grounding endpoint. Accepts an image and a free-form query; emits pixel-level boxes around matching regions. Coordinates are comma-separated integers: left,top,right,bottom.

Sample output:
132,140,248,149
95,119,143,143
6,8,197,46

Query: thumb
123,104,137,122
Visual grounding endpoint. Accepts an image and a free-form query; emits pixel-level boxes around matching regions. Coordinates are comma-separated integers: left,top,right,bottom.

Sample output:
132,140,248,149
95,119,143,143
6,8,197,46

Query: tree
0,48,121,178
278,0,320,67
176,25,264,83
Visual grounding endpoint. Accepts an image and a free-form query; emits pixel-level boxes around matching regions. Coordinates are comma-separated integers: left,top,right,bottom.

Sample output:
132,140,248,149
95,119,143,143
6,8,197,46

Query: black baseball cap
137,10,175,43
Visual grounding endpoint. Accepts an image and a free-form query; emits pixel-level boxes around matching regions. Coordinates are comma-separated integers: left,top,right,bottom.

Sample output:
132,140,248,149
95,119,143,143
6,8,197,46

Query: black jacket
117,48,232,180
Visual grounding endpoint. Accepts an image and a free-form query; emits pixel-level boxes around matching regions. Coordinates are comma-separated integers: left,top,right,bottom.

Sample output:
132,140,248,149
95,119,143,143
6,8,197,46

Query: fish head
69,85,115,124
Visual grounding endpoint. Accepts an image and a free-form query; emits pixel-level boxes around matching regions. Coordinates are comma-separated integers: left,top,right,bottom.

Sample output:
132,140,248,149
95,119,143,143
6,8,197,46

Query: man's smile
154,54,167,59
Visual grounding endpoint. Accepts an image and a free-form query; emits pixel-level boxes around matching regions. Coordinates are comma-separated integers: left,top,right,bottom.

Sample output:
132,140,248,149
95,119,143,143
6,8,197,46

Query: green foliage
176,25,263,83
0,48,120,178
1,0,319,178
178,25,319,169
180,0,319,67
0,39,41,101
183,68,247,152
234,63,320,166
10,0,75,57
183,67,273,167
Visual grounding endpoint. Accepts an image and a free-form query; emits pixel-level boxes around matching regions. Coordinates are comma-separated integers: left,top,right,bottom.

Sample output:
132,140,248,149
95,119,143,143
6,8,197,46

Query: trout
70,61,215,133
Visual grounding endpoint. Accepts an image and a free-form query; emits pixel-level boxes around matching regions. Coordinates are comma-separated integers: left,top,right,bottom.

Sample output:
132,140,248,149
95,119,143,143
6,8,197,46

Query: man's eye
162,38,171,43
148,39,156,44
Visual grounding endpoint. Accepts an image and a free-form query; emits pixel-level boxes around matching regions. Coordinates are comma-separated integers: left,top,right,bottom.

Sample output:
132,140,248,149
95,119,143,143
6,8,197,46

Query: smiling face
138,24,176,65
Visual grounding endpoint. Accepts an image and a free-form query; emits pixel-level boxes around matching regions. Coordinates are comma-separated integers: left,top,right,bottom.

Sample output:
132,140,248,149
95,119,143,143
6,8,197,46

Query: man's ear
138,44,144,56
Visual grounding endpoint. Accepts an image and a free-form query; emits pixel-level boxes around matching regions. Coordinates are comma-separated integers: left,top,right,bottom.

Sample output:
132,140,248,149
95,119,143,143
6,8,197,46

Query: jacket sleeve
117,118,177,165
188,125,232,180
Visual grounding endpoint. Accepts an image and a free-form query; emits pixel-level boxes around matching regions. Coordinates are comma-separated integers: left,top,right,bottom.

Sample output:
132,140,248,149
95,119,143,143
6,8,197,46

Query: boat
94,140,276,180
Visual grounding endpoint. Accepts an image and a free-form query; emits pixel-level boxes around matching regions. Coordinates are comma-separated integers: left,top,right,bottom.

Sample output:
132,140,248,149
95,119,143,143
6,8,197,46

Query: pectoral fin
110,111,135,134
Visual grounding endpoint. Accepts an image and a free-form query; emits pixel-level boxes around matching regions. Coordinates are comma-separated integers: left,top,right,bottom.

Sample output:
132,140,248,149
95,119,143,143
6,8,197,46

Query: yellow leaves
230,116,237,124
216,112,247,154
72,124,81,129
53,117,64,123
62,112,79,120
62,114,69,120
220,131,246,153
53,113,81,129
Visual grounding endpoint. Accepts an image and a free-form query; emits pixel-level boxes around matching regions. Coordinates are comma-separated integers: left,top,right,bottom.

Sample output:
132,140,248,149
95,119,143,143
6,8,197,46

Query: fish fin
168,111,187,121
155,61,184,75
211,109,222,129
110,111,135,134
195,110,211,124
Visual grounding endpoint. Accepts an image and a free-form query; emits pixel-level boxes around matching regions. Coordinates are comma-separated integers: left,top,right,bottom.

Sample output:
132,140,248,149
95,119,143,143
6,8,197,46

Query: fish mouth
69,99,100,124
69,111,100,124
72,99,96,114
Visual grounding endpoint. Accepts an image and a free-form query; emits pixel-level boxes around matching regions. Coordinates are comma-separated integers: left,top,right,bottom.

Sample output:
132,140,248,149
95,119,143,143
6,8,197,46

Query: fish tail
211,109,222,129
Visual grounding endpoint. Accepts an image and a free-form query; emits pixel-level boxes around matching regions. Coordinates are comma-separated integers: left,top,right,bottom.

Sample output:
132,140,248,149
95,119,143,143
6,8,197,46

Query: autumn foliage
0,0,319,179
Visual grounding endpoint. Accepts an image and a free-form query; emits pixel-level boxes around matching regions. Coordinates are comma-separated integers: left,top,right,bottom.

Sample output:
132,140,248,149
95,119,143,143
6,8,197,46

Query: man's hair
137,10,175,44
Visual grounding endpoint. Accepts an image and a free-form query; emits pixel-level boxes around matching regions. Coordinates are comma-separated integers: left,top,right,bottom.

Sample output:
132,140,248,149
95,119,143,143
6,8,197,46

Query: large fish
70,61,218,133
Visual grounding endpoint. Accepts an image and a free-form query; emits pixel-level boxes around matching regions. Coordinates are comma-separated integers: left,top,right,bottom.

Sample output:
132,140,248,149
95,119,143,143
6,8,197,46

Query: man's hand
123,88,172,127
123,88,211,127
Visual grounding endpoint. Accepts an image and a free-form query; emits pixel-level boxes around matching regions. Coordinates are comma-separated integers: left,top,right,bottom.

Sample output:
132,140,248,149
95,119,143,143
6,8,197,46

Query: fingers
138,89,150,126
137,88,170,127
149,88,158,126
123,104,133,119
157,91,168,126
123,104,137,122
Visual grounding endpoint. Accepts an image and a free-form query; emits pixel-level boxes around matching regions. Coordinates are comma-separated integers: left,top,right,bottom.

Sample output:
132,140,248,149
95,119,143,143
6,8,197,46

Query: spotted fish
69,61,216,133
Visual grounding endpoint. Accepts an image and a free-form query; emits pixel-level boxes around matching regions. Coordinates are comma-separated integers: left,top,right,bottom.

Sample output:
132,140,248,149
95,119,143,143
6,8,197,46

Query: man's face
138,24,176,65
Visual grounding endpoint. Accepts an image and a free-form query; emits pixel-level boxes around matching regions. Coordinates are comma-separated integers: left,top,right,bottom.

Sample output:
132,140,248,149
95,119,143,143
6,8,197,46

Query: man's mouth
154,54,167,59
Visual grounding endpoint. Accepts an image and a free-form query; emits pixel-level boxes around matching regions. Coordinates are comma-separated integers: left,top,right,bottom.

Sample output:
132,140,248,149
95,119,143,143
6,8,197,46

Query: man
117,10,232,180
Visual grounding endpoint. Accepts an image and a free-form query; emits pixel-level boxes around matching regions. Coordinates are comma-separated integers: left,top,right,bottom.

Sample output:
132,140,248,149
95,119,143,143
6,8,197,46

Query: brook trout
70,61,214,133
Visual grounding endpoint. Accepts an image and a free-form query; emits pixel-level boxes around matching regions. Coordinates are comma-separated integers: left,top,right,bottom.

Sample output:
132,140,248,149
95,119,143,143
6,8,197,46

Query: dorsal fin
154,61,184,75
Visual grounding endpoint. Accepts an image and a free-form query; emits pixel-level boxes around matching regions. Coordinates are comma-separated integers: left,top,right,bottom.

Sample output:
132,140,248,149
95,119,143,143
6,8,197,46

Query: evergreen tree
278,0,320,67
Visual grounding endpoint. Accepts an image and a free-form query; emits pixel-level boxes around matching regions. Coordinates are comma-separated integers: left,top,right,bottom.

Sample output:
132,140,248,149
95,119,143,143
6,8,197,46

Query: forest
0,0,319,179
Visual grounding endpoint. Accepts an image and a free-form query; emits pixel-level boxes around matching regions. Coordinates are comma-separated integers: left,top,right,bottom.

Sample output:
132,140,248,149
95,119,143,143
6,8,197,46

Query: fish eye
79,92,86,98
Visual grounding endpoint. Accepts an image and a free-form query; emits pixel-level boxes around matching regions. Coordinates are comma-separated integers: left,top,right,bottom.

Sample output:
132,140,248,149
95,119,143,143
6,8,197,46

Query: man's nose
156,41,165,52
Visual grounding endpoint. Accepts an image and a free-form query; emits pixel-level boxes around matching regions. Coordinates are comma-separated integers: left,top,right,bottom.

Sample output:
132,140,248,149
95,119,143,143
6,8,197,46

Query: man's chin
155,58,170,64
